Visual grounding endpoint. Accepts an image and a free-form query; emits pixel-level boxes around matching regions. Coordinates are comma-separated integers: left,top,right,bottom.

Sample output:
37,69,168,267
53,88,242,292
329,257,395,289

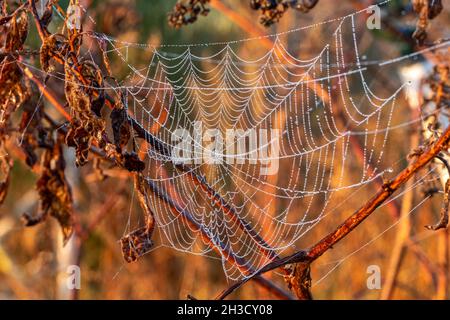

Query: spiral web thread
21,1,450,281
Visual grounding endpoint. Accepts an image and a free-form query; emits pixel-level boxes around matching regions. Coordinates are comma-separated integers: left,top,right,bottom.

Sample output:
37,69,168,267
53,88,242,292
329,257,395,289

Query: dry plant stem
217,123,450,299
211,0,403,299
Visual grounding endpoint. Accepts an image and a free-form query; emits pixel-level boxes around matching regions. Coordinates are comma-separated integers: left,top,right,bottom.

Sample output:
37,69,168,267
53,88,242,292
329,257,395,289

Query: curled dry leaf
426,178,450,230
120,174,155,263
110,104,130,151
22,137,74,245
283,262,312,300
427,54,450,109
98,0,140,36
122,151,145,172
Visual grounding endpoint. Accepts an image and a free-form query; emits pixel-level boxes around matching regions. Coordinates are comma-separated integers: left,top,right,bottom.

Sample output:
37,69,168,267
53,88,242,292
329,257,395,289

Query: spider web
97,15,401,281
20,1,450,281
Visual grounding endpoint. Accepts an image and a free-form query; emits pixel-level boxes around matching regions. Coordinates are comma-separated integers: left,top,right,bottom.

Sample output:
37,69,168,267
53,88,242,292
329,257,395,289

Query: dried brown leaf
120,174,155,263
22,138,74,245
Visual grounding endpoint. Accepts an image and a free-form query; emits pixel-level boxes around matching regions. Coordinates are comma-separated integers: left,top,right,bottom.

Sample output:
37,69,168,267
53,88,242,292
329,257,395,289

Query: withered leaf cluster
168,0,211,28
250,0,318,27
412,0,443,45
22,136,74,245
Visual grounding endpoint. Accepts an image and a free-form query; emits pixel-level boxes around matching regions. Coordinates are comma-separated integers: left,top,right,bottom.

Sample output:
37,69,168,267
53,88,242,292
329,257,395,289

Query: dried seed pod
0,142,11,205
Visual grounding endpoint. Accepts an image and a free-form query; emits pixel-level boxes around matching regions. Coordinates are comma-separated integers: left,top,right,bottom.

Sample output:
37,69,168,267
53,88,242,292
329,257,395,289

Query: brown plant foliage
22,136,74,245
0,0,448,300
168,0,211,28
412,0,443,44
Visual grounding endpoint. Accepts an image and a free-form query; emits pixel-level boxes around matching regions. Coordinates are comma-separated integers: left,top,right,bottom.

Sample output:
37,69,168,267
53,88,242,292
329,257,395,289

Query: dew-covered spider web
20,0,450,281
